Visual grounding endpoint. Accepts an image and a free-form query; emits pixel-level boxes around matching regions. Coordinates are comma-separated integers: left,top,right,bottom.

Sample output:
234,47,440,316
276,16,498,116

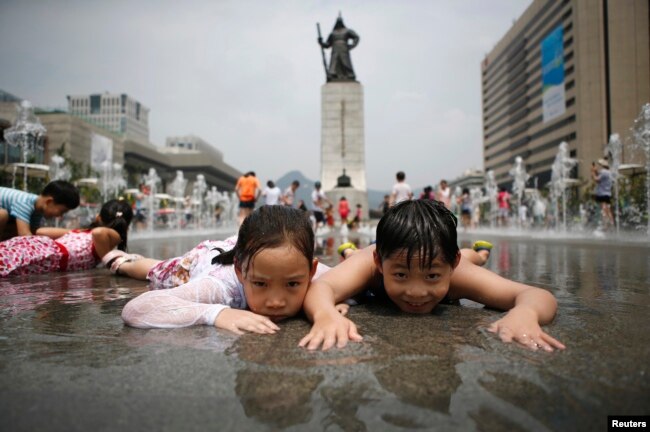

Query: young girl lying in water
0,199,132,277
299,199,566,352
121,205,334,333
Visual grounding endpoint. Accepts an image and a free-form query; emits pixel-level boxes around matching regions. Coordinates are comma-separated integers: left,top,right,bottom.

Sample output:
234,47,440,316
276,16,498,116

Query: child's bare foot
337,242,358,260
103,250,144,275
472,241,493,266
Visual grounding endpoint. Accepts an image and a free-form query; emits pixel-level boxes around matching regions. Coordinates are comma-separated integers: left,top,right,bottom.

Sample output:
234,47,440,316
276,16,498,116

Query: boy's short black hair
396,171,406,181
376,199,459,268
41,181,80,209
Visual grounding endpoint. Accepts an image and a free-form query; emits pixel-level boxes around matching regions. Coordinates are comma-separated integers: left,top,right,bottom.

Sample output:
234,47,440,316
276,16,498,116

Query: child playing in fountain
0,199,132,277
0,180,80,240
299,199,565,352
121,205,342,333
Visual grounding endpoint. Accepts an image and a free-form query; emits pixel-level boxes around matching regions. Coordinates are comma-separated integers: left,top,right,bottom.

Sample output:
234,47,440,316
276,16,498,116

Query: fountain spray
3,101,46,191
630,103,650,235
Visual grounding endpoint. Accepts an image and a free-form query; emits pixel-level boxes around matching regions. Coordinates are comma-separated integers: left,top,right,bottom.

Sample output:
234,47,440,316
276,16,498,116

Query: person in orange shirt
235,171,261,226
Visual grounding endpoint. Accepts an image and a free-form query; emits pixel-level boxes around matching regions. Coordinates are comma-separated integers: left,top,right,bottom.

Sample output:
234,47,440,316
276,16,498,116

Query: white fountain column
484,170,498,228
606,134,622,235
631,103,650,235
509,156,530,229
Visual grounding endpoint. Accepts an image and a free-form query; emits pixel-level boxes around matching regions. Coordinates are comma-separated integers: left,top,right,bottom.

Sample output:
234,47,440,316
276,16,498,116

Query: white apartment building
67,93,149,144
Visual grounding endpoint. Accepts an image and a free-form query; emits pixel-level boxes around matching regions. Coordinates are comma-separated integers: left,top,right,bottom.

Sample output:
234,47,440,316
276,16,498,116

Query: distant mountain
275,170,391,212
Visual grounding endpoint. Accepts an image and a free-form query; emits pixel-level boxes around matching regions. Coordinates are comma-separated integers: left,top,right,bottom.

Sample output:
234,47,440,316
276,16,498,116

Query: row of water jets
475,103,650,236
141,168,238,234
4,101,650,236
3,101,239,232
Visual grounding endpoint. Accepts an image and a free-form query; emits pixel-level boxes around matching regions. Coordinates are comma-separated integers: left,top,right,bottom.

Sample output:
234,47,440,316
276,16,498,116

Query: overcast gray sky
1,0,530,191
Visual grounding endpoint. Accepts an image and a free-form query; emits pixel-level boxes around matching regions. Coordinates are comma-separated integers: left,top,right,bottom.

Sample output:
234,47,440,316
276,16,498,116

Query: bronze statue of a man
318,15,359,82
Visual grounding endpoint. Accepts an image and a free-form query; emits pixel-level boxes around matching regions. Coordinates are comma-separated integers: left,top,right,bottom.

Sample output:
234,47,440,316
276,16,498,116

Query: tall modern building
67,93,150,144
481,0,649,188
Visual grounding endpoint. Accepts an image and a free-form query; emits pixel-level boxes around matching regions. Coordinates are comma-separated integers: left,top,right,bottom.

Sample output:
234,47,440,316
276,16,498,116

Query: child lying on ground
121,206,343,333
299,199,565,352
0,199,132,276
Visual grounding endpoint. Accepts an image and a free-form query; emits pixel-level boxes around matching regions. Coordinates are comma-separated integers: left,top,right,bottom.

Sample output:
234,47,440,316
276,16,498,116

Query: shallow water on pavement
0,232,648,431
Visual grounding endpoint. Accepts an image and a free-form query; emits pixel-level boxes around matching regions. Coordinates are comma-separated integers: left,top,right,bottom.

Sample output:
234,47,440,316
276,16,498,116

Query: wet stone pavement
0,232,649,431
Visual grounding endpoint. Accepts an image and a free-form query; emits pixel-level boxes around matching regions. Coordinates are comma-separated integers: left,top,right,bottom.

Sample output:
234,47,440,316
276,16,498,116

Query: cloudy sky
1,0,530,191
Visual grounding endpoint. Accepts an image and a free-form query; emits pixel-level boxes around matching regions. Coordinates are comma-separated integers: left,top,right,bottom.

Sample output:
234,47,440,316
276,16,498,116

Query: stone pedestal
321,82,368,218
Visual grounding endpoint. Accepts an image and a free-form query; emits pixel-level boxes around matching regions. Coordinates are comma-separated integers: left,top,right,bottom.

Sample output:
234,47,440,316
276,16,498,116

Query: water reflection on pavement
0,232,648,431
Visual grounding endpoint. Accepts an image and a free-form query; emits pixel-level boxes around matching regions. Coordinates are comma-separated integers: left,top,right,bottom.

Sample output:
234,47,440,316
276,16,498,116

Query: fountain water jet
143,168,161,233
49,154,71,182
169,171,187,230
484,170,498,228
509,156,530,229
550,142,578,232
100,162,127,202
192,174,207,228
3,101,46,191
606,134,622,234
630,103,650,235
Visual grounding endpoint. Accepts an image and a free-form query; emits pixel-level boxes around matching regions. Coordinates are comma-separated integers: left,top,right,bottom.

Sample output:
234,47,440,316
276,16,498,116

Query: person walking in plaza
390,171,412,206
262,180,282,206
281,180,300,207
379,194,390,216
352,203,363,227
497,187,511,227
0,180,80,240
0,199,132,277
338,196,350,225
591,158,614,229
458,187,473,230
436,180,452,209
419,185,435,200
311,181,331,228
235,171,261,226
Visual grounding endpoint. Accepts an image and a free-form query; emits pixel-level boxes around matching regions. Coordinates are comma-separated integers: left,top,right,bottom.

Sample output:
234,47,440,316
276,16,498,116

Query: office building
125,135,240,192
481,0,649,188
1,89,241,192
67,93,150,144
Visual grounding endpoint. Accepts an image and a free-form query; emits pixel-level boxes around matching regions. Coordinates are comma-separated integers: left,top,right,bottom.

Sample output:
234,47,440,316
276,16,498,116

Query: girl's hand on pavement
215,309,280,335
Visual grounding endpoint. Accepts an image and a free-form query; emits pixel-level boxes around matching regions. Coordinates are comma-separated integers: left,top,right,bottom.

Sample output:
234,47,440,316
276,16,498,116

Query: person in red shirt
235,171,261,226
338,196,350,225
497,187,511,227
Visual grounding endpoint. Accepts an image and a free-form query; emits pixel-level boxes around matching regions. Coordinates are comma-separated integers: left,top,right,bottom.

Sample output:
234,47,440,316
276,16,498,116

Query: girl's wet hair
213,205,314,273
376,199,459,268
89,199,134,251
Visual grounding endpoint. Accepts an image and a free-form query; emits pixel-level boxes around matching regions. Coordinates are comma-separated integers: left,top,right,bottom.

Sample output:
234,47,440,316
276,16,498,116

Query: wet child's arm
299,246,377,350
450,256,565,351
35,227,70,239
122,277,279,333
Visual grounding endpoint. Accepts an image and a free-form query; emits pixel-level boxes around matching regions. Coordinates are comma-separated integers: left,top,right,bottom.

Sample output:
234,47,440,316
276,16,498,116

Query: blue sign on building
541,25,565,123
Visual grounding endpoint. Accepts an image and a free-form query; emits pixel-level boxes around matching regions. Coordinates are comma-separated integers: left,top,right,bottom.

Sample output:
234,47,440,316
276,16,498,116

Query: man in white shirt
262,180,282,206
311,181,331,227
